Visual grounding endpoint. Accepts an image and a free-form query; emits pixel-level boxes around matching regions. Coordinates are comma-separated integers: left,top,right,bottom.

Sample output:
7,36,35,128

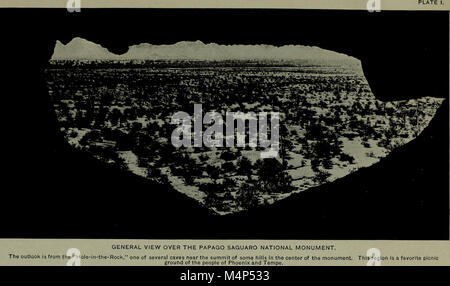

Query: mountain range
51,37,360,64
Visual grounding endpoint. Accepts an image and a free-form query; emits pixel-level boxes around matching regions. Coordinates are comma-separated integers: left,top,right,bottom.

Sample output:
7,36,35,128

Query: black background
0,9,448,239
